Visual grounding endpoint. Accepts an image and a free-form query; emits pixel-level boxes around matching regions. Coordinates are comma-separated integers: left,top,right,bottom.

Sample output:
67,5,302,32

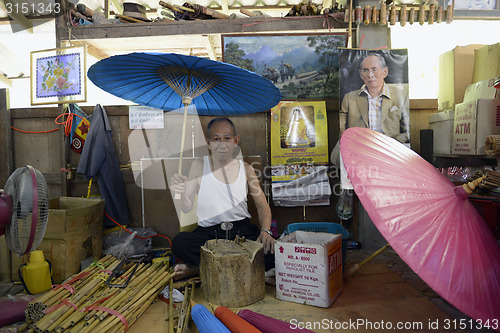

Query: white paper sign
129,106,164,129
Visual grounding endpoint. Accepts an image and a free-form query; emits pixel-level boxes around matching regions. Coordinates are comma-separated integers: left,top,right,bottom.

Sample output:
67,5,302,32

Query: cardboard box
274,231,342,308
463,78,500,103
473,43,500,83
452,99,500,155
428,110,455,155
11,197,104,283
439,44,485,111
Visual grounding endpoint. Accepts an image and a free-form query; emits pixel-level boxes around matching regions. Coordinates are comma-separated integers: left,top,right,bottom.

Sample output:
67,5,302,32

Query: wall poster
339,48,410,146
221,33,348,100
271,101,329,181
30,45,87,105
270,101,331,206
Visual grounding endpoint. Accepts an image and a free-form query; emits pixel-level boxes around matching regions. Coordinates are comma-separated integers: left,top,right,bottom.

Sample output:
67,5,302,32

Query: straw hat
122,2,150,21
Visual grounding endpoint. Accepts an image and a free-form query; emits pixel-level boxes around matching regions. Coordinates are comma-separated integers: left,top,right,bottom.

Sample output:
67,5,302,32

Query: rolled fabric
215,306,262,333
485,135,500,156
238,309,315,333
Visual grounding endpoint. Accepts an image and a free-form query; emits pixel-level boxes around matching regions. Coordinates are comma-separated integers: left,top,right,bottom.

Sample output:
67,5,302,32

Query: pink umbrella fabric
238,309,315,333
340,127,500,326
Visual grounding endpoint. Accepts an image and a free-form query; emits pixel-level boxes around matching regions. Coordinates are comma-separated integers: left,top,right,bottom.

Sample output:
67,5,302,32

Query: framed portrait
443,0,500,18
30,45,87,105
338,48,411,146
221,33,348,100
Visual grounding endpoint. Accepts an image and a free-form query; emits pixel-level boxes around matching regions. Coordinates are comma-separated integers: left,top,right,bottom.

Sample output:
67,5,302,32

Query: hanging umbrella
191,303,231,333
87,53,281,190
238,309,315,333
340,127,500,325
214,305,262,333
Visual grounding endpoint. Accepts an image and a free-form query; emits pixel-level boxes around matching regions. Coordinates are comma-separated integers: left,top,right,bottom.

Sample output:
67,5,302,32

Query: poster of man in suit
338,49,410,146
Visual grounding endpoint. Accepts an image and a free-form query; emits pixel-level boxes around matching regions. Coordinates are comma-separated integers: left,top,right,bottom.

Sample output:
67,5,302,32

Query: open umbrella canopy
87,52,281,115
340,127,500,325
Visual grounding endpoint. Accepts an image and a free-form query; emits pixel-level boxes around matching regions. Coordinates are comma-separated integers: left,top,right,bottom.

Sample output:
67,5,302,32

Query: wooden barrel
200,239,265,307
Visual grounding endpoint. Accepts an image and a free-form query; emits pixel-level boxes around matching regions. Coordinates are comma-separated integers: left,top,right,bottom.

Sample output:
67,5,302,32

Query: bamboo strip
409,7,415,24
67,317,87,333
169,273,174,333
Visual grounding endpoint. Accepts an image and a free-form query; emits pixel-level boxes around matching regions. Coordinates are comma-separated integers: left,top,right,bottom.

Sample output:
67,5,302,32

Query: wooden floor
129,248,494,333
1,248,496,333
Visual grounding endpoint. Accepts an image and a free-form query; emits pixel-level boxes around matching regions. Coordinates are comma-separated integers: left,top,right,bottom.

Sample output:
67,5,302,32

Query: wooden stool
200,239,265,307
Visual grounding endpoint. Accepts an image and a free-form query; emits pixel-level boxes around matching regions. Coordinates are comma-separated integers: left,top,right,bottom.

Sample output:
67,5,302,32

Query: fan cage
4,166,49,256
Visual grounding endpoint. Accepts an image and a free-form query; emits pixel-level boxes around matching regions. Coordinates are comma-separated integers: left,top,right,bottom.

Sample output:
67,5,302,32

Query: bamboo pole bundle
82,266,173,332
90,271,174,332
35,255,114,307
26,256,117,324
24,256,173,333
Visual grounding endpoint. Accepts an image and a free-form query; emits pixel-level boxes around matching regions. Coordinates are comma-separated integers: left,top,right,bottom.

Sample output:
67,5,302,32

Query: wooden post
200,239,265,307
0,89,11,283
0,89,13,185
55,0,71,197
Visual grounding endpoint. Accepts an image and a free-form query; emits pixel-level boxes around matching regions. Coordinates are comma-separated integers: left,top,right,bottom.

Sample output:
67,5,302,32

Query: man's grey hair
359,53,387,70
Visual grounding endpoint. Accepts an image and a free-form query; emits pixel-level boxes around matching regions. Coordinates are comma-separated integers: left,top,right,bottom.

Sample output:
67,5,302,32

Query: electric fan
0,165,49,256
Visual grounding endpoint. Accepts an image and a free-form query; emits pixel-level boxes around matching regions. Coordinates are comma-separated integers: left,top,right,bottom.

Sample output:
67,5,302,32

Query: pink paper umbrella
340,127,500,327
238,309,315,333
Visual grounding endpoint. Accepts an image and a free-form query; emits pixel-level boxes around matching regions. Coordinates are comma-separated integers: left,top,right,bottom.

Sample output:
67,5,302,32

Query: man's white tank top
196,156,251,227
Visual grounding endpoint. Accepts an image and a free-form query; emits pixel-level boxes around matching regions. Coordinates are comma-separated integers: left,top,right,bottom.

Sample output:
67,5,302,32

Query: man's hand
170,173,188,196
257,231,275,254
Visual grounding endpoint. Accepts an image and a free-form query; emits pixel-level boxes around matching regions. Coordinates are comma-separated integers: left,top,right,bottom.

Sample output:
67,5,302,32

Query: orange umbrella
214,306,262,333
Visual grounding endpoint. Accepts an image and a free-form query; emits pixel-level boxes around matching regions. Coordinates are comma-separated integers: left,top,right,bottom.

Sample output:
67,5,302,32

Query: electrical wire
54,112,86,136
11,127,59,134
104,210,173,248
11,110,86,134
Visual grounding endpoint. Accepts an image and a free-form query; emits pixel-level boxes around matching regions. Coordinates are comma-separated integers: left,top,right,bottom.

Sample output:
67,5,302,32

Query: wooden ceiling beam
61,40,108,60
220,0,229,13
203,34,218,61
2,0,33,33
111,0,123,15
0,73,12,87
62,17,347,40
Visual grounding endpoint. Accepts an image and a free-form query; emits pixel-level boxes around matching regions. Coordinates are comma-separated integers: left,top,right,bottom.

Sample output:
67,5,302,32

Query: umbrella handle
345,243,390,278
175,103,190,200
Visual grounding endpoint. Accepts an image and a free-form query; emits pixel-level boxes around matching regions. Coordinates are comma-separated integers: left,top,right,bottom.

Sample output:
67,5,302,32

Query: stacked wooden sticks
25,255,174,333
345,3,454,26
473,170,500,194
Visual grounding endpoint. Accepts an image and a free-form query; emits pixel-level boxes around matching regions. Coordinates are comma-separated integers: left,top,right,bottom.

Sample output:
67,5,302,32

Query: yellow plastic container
20,250,52,294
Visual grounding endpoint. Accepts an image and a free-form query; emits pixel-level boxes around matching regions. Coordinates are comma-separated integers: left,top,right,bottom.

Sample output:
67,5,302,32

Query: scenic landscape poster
221,33,348,100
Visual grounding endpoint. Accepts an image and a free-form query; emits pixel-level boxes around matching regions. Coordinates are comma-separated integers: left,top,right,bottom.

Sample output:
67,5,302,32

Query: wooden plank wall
0,89,437,246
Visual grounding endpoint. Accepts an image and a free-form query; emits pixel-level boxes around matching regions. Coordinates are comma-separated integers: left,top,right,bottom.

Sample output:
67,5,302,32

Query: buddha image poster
270,101,328,182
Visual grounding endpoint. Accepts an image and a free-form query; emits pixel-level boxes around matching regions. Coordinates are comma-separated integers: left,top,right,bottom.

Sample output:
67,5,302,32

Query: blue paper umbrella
87,52,281,115
191,303,231,333
87,52,281,177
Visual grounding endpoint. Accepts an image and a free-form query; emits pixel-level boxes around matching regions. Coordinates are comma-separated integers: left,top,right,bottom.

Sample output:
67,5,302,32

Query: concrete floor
0,248,497,333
